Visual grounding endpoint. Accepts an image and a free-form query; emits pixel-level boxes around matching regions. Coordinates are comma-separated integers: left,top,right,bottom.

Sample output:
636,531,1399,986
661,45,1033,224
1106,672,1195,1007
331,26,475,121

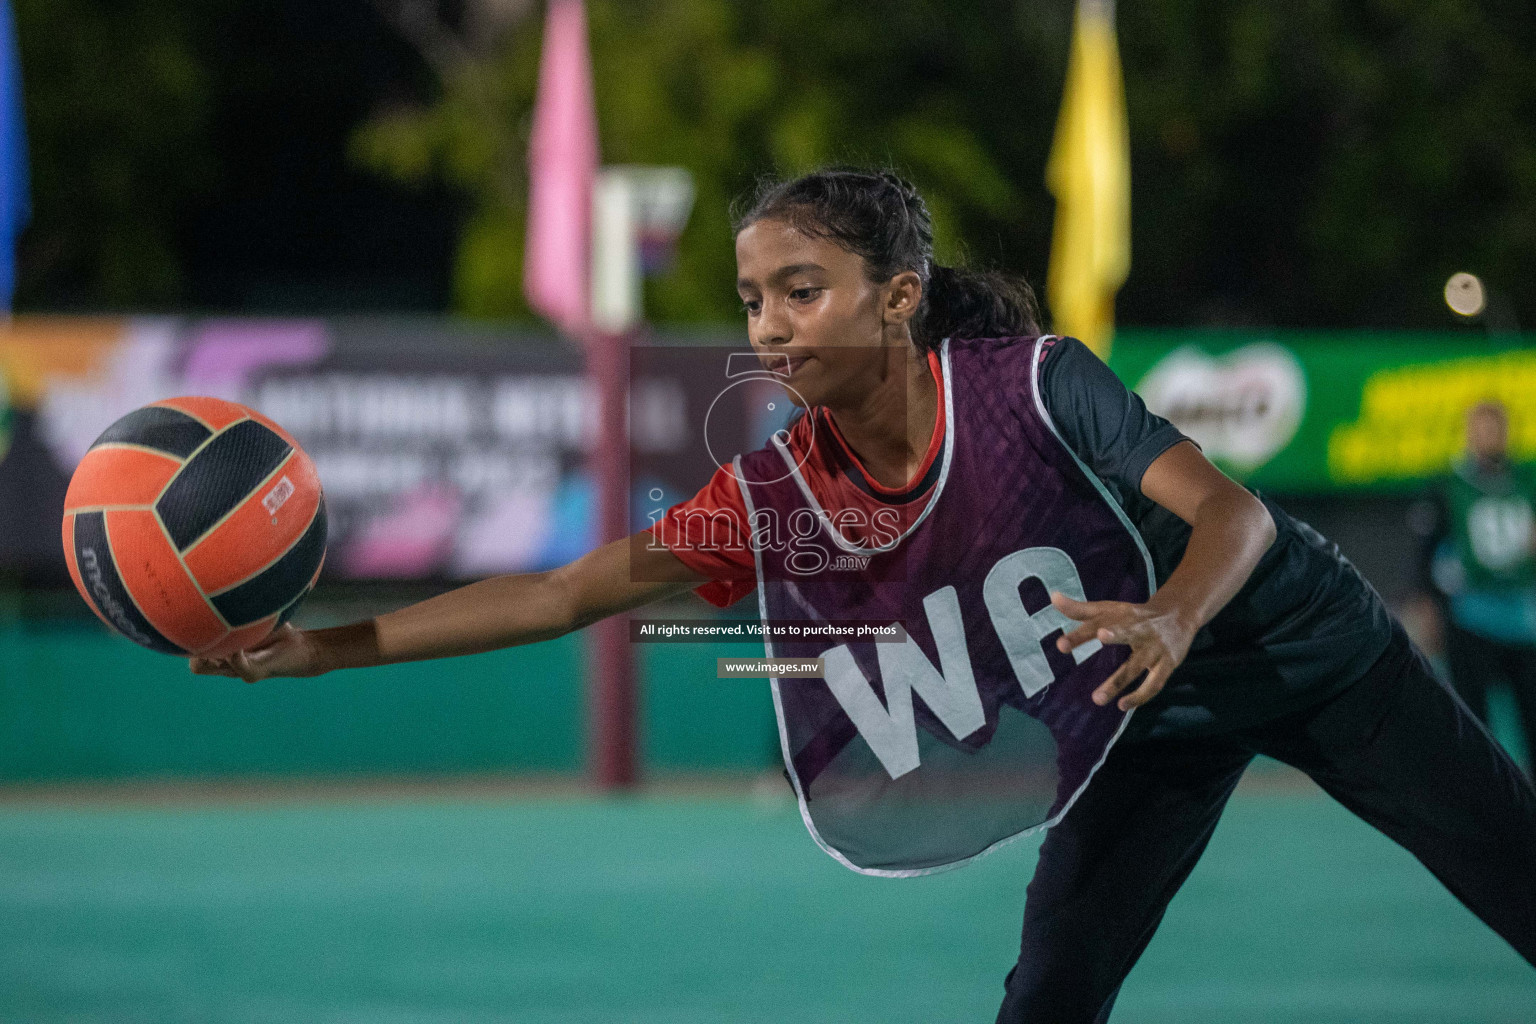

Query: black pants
1445,622,1536,775
996,625,1536,1023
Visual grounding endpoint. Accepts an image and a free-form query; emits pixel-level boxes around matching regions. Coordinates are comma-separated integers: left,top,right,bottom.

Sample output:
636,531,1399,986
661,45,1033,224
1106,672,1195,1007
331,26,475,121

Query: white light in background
1445,272,1487,318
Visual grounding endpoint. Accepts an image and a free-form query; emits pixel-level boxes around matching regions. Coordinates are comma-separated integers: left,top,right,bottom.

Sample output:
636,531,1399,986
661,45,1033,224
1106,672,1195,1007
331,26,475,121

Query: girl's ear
882,270,924,326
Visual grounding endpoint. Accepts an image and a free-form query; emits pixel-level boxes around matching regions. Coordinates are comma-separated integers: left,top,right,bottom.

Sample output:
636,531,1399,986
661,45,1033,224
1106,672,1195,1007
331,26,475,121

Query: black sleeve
1037,336,1196,508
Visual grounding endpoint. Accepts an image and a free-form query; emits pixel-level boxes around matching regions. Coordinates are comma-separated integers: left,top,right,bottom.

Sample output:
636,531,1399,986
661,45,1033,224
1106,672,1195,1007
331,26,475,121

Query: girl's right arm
189,534,709,683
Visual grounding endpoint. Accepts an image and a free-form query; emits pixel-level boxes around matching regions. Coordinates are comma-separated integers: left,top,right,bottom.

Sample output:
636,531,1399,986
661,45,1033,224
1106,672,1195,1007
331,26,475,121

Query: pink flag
524,0,598,335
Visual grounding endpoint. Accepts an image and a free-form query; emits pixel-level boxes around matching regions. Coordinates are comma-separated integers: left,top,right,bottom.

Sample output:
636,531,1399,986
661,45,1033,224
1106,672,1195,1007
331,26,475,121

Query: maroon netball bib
734,335,1156,875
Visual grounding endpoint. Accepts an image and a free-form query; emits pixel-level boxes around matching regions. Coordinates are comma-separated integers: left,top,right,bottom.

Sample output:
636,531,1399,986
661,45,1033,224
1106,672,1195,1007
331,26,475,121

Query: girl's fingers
1053,594,1133,652
1056,620,1101,652
231,650,259,684
1049,591,1114,619
1060,619,1131,653
1117,660,1173,711
1093,651,1149,706
189,657,232,678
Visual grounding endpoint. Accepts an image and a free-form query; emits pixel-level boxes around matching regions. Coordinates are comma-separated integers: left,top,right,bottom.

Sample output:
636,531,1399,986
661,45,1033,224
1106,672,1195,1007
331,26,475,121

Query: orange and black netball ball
61,396,327,659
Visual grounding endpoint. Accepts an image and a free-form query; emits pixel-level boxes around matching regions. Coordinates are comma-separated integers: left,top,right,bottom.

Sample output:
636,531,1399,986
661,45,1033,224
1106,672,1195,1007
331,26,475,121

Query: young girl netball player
192,168,1536,1022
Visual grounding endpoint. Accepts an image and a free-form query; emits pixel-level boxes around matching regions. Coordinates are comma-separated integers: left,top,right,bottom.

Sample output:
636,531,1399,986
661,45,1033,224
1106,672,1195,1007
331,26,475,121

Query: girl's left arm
1052,439,1276,711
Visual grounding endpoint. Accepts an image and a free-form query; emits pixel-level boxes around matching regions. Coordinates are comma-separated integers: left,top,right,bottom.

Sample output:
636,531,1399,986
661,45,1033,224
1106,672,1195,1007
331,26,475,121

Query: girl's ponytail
916,264,1040,352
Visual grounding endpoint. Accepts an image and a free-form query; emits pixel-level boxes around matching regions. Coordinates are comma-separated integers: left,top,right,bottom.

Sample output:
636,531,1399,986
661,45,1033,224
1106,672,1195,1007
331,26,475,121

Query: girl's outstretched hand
189,623,324,683
1049,591,1197,711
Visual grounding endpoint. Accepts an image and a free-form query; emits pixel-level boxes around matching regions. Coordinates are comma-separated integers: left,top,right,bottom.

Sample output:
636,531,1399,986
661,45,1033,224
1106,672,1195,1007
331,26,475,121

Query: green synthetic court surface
2,782,1534,1023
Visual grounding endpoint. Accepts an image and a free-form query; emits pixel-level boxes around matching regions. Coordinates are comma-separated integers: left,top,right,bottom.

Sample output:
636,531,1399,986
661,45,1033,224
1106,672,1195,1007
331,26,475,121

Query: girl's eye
741,300,761,315
790,287,820,302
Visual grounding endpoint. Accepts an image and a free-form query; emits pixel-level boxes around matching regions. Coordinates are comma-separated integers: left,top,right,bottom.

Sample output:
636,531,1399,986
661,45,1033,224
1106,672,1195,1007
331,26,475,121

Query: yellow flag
1046,0,1130,361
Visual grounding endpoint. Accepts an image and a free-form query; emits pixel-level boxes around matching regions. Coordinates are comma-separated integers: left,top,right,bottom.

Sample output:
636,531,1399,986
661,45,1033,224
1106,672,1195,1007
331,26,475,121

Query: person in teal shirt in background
1425,400,1536,774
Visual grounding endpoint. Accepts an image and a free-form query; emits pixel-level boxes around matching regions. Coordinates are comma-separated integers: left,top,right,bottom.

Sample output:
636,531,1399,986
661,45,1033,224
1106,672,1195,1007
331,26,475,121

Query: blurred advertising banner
1110,331,1536,493
0,318,747,584
5,321,1533,585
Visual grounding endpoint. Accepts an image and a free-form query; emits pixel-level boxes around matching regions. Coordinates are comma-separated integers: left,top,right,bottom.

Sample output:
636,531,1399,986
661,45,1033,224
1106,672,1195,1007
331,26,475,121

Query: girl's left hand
1048,591,1197,711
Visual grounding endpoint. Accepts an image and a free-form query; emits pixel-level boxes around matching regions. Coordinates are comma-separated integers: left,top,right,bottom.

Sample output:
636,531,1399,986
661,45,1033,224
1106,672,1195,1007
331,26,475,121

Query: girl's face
734,217,920,409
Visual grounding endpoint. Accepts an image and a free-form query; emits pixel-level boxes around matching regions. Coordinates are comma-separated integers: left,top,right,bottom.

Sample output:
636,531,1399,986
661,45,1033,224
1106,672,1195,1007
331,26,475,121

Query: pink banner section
341,482,464,578
524,0,599,336
183,320,329,399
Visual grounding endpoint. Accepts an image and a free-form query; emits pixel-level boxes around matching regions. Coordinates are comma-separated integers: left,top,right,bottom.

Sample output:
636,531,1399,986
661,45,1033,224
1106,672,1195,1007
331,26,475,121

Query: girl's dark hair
731,167,1040,352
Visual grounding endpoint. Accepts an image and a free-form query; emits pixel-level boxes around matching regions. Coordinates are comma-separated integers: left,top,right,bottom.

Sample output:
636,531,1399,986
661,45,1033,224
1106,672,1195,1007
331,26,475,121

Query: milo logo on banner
1136,343,1307,474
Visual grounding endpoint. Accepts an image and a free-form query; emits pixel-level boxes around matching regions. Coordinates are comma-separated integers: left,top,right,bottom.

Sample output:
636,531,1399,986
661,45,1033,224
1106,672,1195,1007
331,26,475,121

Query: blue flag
0,0,28,309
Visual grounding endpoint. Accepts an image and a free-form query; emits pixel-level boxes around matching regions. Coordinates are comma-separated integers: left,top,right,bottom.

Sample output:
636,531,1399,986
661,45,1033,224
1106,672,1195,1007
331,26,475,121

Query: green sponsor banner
1107,330,1536,494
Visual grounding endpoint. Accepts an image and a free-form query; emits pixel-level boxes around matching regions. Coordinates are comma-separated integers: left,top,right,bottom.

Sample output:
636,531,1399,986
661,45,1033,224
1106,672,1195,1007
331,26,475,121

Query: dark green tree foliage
14,0,213,306
1118,0,1536,328
359,0,1536,328
353,0,1053,320
182,0,458,311
12,0,1536,326
13,0,455,313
